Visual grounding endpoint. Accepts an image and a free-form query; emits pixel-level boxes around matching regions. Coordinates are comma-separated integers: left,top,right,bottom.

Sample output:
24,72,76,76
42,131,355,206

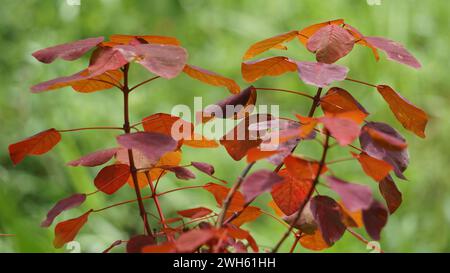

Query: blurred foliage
0,0,449,252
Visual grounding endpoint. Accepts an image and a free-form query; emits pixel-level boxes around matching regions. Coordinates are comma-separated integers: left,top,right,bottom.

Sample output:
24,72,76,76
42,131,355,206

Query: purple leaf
41,193,86,227
359,122,409,179
126,235,156,253
31,69,88,93
116,132,177,164
88,47,128,75
326,176,373,211
32,36,104,64
310,195,346,245
307,25,355,64
364,36,421,69
295,61,349,87
167,166,196,180
191,162,215,175
242,170,283,202
362,200,388,241
203,86,256,119
115,44,188,79
67,148,119,167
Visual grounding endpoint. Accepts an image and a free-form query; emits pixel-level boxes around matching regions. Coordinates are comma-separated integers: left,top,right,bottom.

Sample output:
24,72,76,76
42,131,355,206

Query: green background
0,0,449,253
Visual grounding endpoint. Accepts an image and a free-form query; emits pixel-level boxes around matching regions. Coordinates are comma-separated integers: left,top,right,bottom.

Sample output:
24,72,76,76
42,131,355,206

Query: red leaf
298,19,345,45
142,242,176,253
271,169,314,216
362,200,388,241
242,170,283,202
116,44,188,79
203,183,245,212
376,85,428,138
351,152,393,182
220,114,271,161
379,175,402,214
177,207,213,219
306,25,355,64
32,36,104,64
9,128,61,165
365,126,408,150
295,61,349,87
243,30,299,60
116,132,177,164
41,193,86,227
167,166,196,180
94,164,130,194
364,36,421,69
126,235,156,253
319,116,360,146
320,87,369,123
67,148,119,167
310,195,346,245
183,64,240,94
191,162,215,175
326,176,373,211
360,122,409,179
241,56,297,82
54,210,92,248
175,229,215,253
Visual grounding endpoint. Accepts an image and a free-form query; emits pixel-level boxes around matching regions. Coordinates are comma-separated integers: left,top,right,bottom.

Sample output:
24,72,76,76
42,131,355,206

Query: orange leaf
246,147,280,163
376,85,428,138
365,127,408,150
343,24,379,61
284,155,327,181
351,152,393,182
320,87,368,124
299,229,330,251
268,200,286,218
295,115,318,138
53,210,92,248
271,169,314,216
338,200,363,228
183,134,219,148
71,70,123,93
298,19,345,45
203,182,245,212
9,128,61,165
183,64,240,94
177,207,213,219
241,56,297,82
142,113,194,139
127,150,183,189
227,206,262,227
108,34,180,46
94,164,130,194
243,30,299,60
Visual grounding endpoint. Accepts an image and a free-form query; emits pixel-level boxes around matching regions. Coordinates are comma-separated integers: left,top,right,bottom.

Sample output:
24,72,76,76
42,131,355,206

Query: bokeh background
0,0,449,253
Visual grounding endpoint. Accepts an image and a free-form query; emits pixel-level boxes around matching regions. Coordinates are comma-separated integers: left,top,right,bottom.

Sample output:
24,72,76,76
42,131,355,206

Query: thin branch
58,126,123,133
216,162,256,226
326,157,355,165
289,233,302,253
345,77,377,88
346,227,384,253
129,76,160,92
272,131,330,252
255,87,315,100
156,185,206,197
